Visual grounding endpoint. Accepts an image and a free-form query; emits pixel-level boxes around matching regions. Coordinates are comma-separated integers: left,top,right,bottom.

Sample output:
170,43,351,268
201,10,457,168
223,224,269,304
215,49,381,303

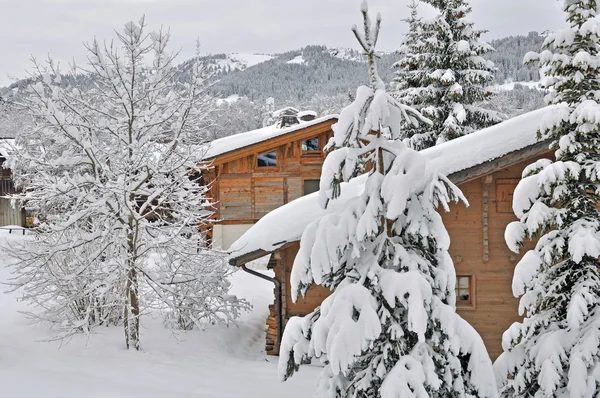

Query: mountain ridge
0,32,547,139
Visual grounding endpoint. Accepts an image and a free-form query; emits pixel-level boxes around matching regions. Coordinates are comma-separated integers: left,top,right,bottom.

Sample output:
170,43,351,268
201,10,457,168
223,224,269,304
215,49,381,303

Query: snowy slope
186,52,274,77
0,232,319,397
327,47,365,63
491,81,543,91
215,94,241,106
286,55,306,65
229,105,557,259
229,53,274,68
210,53,273,72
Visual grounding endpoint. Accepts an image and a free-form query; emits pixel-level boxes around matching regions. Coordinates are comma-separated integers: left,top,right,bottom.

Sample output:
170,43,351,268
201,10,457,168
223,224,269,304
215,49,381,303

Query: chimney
298,110,317,122
273,107,300,128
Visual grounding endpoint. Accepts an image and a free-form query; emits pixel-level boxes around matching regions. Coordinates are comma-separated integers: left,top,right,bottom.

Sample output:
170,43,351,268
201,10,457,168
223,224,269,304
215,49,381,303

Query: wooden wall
266,243,330,355
447,155,551,359
0,198,25,226
266,153,552,360
0,158,25,227
210,121,334,225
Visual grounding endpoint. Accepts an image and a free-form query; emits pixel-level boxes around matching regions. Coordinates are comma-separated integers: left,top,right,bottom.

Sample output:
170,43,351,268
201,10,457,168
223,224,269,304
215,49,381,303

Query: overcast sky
0,0,566,87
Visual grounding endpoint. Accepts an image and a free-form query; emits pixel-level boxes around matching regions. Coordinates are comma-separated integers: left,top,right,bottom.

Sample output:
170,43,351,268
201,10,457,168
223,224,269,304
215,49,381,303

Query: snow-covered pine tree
7,18,249,349
393,1,428,147
278,2,497,397
394,0,501,150
495,2,600,396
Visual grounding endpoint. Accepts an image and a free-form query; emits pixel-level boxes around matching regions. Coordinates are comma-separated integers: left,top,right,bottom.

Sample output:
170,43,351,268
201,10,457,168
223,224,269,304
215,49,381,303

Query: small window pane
302,137,319,151
456,276,472,305
304,180,320,196
257,151,277,167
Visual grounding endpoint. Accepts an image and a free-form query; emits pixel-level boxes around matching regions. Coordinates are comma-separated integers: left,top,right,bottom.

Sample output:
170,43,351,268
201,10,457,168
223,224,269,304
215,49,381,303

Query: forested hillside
1,32,546,139
206,33,546,104
487,31,545,82
206,45,397,102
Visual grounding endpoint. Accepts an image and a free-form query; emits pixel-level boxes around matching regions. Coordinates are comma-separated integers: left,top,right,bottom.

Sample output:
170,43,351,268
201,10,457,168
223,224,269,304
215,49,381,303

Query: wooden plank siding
254,177,285,219
0,158,26,227
219,178,252,221
286,177,303,203
0,198,25,226
268,151,555,360
205,120,335,225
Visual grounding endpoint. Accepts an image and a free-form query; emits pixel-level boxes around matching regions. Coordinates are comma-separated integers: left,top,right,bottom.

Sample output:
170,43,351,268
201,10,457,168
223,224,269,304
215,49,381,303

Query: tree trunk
124,229,140,350
124,266,140,350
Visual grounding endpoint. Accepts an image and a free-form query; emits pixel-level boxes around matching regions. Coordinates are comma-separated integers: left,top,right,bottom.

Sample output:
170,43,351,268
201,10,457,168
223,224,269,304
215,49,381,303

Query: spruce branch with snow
278,3,497,397
6,17,249,350
394,0,502,150
494,1,600,396
393,0,422,108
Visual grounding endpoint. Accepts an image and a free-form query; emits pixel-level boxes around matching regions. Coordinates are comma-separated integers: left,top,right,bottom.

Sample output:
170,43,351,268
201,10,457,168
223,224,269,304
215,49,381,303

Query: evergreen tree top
394,0,501,150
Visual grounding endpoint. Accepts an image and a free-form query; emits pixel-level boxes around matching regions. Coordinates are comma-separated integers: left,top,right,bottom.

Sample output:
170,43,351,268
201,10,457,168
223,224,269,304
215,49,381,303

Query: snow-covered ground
208,53,273,73
228,53,274,69
216,94,242,106
286,55,306,65
327,47,365,63
491,81,543,91
0,231,319,397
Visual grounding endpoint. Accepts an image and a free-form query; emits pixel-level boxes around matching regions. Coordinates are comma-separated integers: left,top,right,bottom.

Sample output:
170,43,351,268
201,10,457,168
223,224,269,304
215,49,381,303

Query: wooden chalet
202,111,338,249
228,106,558,360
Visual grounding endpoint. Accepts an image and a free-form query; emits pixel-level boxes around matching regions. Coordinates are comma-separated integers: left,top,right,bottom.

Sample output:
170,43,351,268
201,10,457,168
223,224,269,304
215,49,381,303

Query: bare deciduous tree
7,17,249,350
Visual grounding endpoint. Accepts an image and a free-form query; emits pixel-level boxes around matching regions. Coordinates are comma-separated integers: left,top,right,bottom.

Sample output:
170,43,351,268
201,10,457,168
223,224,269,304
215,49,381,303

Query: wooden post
482,175,493,263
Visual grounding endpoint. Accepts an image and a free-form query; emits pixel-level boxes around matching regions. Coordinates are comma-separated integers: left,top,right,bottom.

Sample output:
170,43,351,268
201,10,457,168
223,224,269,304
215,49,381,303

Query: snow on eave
298,110,318,118
202,115,338,160
421,105,557,177
228,105,558,264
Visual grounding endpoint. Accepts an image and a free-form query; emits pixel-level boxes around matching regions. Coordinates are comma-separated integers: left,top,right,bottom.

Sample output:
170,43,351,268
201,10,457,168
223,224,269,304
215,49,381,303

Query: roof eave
205,116,338,163
228,240,299,267
228,249,271,267
447,140,552,185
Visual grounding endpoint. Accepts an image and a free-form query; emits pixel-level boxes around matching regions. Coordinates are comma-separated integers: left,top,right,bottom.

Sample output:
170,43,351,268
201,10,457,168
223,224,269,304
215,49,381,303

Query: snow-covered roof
272,107,300,117
298,110,318,118
0,139,15,159
423,105,556,175
228,105,557,263
203,115,338,160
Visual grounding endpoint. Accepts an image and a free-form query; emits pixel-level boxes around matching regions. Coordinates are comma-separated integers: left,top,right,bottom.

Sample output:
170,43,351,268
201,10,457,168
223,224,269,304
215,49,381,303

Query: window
303,179,320,196
456,275,473,307
257,150,277,167
301,137,319,152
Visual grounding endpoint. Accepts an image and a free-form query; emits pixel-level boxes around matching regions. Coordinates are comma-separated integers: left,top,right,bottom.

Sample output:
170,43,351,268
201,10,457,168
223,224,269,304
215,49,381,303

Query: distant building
201,113,337,250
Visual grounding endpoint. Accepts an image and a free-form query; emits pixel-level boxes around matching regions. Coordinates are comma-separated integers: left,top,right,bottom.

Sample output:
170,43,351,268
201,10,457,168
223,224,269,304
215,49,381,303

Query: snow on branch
279,3,497,397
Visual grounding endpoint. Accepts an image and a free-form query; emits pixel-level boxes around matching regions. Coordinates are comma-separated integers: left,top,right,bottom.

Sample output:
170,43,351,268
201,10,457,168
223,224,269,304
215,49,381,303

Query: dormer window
257,150,277,167
302,137,319,153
